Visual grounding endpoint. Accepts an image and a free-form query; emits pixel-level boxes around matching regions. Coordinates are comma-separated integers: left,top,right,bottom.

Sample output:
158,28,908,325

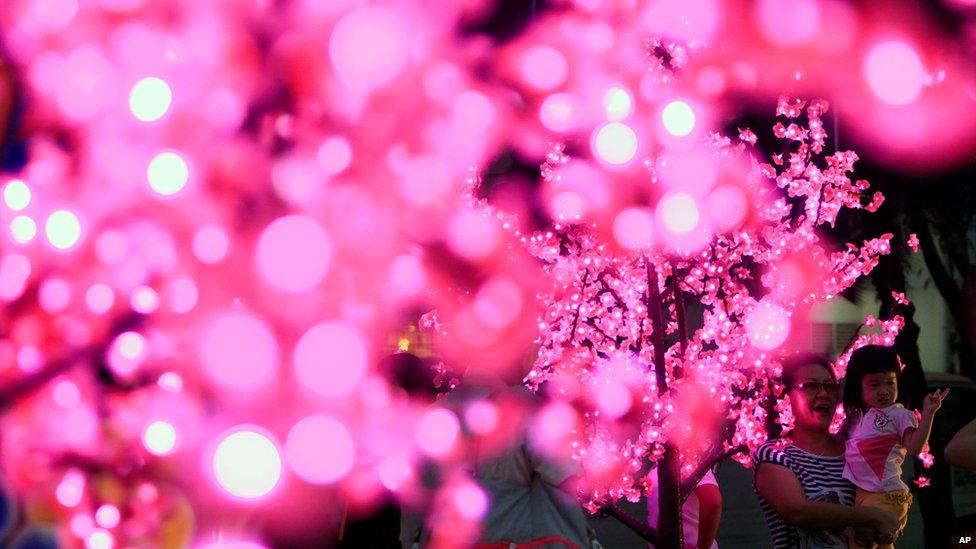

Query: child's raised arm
904,389,950,457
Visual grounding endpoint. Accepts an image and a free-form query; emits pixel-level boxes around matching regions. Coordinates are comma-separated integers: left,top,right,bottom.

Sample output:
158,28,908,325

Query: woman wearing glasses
752,354,899,548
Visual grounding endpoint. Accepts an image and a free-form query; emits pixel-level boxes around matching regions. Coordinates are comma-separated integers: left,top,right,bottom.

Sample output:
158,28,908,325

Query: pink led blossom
293,322,368,398
892,291,910,306
285,415,355,485
540,93,581,133
317,136,353,175
107,331,148,377
193,225,230,264
756,0,820,46
464,400,500,435
329,7,411,91
52,380,81,409
0,254,31,301
56,469,86,508
38,277,72,313
255,216,332,293
613,208,655,250
520,46,570,92
377,456,412,492
918,444,935,469
864,41,926,106
84,283,114,314
416,408,460,459
200,313,279,394
907,233,920,252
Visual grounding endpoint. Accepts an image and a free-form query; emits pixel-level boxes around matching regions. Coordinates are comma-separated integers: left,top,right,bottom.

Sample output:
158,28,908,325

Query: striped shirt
753,441,855,548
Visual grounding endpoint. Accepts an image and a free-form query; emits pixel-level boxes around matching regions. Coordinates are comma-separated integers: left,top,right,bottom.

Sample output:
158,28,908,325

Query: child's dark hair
842,345,907,412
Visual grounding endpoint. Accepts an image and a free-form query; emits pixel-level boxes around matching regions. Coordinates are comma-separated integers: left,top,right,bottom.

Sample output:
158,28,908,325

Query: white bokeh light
130,285,160,314
658,192,701,234
10,215,37,244
95,504,120,529
661,100,696,136
147,151,189,196
129,77,173,122
213,429,282,500
45,209,82,250
3,179,30,210
143,420,177,456
117,331,146,360
592,122,638,165
86,529,114,549
603,86,633,121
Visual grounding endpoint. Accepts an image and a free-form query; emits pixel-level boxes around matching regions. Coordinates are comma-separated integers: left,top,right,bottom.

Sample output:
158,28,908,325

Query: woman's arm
694,483,721,549
946,417,976,470
755,462,898,538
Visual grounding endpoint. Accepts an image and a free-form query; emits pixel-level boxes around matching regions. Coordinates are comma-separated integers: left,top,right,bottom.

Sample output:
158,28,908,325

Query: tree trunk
647,259,683,548
657,444,683,548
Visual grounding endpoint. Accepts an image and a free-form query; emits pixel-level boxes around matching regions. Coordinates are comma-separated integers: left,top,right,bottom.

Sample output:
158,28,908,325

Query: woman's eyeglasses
791,381,840,395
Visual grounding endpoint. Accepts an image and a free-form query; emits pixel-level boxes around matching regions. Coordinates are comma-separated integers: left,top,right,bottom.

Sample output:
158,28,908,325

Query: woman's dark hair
842,345,907,412
380,352,439,399
766,352,834,439
781,352,835,389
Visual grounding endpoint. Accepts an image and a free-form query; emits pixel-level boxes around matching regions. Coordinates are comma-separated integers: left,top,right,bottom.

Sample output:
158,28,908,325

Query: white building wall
905,249,957,373
808,250,955,373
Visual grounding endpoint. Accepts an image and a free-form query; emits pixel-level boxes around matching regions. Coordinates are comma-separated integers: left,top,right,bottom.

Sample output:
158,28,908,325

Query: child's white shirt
842,404,918,492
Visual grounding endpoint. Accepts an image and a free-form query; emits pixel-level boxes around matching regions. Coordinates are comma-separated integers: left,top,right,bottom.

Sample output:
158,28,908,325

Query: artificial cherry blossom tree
513,98,897,545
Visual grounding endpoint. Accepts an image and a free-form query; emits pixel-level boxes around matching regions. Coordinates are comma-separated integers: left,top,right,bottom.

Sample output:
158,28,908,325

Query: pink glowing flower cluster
521,97,893,506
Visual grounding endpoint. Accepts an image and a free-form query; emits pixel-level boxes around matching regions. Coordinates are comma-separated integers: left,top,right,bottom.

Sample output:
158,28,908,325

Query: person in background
457,367,592,549
340,352,439,549
946,417,976,471
646,466,722,549
753,353,899,548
